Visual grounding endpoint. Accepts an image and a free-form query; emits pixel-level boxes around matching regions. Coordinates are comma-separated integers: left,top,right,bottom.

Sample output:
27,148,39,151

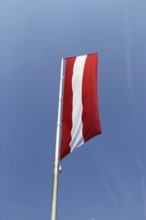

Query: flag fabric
60,53,101,159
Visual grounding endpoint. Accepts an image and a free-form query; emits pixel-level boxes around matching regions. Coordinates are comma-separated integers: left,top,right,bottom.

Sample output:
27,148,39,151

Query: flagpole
50,58,64,220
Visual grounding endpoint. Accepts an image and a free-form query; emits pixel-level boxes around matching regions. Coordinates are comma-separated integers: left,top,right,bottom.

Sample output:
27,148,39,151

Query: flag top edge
64,52,98,60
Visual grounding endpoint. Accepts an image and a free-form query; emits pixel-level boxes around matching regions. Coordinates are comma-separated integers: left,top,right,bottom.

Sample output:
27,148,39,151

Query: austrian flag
60,53,101,159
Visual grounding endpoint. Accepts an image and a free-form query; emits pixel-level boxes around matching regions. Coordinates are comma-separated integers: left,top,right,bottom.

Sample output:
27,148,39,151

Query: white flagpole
50,58,65,220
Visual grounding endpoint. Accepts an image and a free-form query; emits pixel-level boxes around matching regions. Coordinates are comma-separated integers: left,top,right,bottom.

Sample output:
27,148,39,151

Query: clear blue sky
0,0,146,219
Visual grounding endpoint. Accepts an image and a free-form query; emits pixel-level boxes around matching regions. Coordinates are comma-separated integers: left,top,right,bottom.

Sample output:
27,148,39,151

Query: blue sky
0,0,146,219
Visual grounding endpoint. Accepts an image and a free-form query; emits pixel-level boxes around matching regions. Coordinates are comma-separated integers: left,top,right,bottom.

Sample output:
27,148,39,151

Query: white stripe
69,55,87,152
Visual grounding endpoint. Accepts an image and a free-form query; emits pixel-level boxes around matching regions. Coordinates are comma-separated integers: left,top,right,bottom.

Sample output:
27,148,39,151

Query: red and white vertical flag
60,53,101,159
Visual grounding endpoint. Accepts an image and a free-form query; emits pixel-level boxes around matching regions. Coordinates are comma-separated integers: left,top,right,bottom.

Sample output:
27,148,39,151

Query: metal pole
50,58,64,220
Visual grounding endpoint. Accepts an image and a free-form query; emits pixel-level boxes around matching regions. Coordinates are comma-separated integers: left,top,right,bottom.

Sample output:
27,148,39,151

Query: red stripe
82,54,101,142
60,57,76,159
